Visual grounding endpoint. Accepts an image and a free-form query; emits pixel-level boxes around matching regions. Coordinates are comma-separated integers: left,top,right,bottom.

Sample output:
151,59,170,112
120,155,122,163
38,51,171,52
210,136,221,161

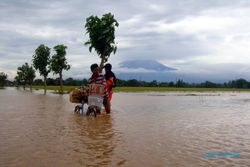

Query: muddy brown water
1,87,250,167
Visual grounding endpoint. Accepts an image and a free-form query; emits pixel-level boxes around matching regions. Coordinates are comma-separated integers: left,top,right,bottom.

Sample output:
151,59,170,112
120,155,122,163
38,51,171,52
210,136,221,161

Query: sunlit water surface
1,87,250,167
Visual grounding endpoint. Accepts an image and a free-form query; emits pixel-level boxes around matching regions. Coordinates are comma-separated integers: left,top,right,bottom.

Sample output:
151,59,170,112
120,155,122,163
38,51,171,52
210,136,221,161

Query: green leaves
0,72,7,87
33,44,51,77
49,44,70,75
49,44,70,93
16,62,36,85
84,12,119,71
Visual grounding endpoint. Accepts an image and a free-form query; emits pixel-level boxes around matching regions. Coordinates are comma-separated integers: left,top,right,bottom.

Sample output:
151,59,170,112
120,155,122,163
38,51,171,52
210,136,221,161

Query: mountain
116,71,231,83
119,59,176,71
116,60,230,83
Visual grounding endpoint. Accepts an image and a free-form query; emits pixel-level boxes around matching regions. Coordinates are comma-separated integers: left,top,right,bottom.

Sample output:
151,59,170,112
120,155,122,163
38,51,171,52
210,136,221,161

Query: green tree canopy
49,44,70,93
16,63,36,90
33,44,51,94
0,72,8,87
85,12,119,72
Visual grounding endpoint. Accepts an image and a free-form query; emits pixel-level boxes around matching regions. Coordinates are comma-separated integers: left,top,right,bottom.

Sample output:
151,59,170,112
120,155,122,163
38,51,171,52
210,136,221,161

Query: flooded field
1,87,250,167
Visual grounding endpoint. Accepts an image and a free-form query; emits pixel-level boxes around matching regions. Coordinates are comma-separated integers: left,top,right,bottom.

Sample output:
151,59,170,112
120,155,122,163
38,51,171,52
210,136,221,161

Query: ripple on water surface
0,88,250,166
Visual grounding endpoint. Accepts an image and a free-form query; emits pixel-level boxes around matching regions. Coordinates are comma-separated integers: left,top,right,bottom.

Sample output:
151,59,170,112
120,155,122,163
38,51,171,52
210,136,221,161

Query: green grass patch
32,85,250,92
114,87,250,92
32,86,77,94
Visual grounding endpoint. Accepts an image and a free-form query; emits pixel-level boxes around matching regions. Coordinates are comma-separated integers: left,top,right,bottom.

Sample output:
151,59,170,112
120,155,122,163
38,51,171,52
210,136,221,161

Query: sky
1,0,250,82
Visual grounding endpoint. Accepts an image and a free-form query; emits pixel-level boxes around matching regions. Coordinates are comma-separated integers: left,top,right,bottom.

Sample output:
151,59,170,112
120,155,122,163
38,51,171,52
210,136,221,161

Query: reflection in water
1,88,250,166
0,88,126,167
73,115,115,166
112,92,250,166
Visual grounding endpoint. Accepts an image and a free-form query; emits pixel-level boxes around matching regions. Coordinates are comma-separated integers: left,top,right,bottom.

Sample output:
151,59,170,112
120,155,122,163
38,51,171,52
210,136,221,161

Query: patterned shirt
88,74,108,99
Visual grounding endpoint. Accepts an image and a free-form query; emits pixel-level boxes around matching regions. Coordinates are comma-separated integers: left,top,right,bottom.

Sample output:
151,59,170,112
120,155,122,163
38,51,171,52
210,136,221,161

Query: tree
16,63,36,90
168,81,174,87
201,81,217,88
148,80,158,87
0,72,7,87
33,44,51,94
47,78,56,85
16,65,26,89
235,78,248,88
127,79,139,87
175,79,186,87
49,44,70,93
85,13,119,72
33,79,44,85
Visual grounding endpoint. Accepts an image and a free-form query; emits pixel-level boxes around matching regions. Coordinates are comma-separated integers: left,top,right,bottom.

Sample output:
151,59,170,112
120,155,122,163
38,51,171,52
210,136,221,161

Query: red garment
106,76,114,100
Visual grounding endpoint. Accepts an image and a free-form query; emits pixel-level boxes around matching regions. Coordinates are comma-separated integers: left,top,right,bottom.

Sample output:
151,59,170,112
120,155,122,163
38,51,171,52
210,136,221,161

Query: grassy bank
32,85,250,92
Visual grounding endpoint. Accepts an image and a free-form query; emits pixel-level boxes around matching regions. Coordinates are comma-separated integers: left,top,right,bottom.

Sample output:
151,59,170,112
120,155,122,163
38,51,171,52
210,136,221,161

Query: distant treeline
5,77,250,88
114,78,250,88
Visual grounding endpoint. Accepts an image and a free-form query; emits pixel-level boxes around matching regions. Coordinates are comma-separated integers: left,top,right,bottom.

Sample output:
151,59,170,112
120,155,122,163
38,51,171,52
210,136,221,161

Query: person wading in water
88,63,111,114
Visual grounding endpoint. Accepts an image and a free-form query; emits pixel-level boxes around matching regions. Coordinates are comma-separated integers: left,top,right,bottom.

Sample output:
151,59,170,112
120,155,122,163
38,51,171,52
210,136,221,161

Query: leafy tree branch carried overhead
84,12,119,72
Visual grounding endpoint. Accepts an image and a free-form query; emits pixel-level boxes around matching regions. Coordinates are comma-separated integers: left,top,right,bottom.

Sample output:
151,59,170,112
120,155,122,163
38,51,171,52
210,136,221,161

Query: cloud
1,0,250,81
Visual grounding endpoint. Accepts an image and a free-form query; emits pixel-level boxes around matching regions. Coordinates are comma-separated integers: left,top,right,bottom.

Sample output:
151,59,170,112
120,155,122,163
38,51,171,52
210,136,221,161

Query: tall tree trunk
30,83,32,92
44,75,47,94
99,56,105,73
23,81,26,90
29,80,32,92
59,72,63,94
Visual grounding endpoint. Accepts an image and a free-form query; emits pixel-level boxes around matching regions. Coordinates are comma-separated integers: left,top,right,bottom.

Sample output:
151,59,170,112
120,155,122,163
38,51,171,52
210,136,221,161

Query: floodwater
1,88,250,167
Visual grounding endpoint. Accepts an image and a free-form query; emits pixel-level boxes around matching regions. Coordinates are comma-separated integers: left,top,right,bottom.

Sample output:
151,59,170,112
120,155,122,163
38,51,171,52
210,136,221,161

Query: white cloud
2,0,250,81
147,4,167,14
0,23,78,40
